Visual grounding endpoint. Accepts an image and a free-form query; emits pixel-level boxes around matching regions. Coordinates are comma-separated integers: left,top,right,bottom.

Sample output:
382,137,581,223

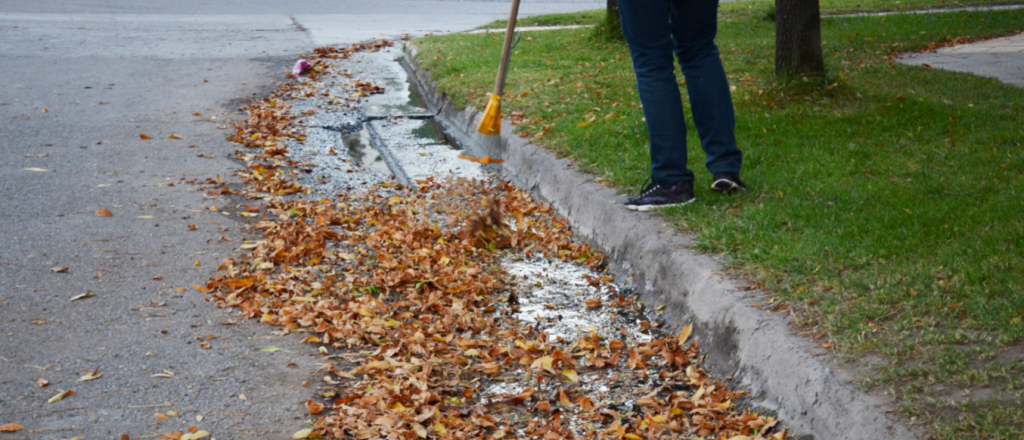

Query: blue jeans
619,0,742,187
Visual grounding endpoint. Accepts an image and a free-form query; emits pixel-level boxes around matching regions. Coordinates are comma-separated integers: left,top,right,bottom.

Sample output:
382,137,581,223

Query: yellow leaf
168,134,182,139
155,412,169,420
194,259,201,266
434,423,447,435
364,360,393,371
77,368,102,382
624,434,643,440
561,369,578,383
47,390,76,404
259,346,280,353
140,134,152,139
70,292,95,301
678,321,694,346
412,422,428,439
138,215,155,219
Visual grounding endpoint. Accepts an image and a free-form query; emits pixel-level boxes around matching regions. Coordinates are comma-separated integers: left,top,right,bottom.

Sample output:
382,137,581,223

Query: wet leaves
190,39,785,440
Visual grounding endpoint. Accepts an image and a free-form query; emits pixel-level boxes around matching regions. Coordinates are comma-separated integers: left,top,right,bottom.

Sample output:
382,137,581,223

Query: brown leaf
51,267,69,273
584,298,602,308
95,208,113,217
187,224,197,231
153,275,163,281
168,134,182,139
0,423,26,432
306,400,325,415
37,378,48,387
558,389,573,408
140,134,152,139
155,412,169,420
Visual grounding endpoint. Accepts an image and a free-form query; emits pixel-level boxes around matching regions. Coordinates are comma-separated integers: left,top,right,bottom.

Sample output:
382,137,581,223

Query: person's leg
669,0,743,177
618,0,694,187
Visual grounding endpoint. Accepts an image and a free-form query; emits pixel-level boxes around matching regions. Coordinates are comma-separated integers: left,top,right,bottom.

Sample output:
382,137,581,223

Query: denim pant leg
670,0,742,174
618,0,693,187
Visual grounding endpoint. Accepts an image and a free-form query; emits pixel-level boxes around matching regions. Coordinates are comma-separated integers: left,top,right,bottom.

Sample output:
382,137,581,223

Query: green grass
478,0,1024,30
415,5,1024,439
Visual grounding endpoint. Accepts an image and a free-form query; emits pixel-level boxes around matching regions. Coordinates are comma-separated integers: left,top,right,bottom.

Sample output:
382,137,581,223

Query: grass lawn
414,4,1024,439
479,0,1024,29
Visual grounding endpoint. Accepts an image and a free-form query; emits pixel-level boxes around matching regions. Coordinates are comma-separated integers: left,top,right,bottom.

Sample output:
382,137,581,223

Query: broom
476,0,521,136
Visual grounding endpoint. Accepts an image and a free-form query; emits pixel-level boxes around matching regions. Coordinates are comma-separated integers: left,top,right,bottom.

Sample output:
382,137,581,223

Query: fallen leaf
167,411,179,417
168,135,182,139
24,168,51,172
95,208,113,217
37,378,48,387
153,275,163,281
238,394,247,401
51,267,69,273
140,134,152,139
138,215,155,219
121,435,130,440
155,412,169,420
561,369,578,383
200,343,211,349
47,390,76,404
187,224,197,231
584,298,602,308
31,320,46,325
558,389,573,407
181,430,209,440
678,321,694,346
77,368,102,382
159,431,184,440
306,400,324,415
152,370,175,378
70,292,95,301
42,108,49,113
259,346,279,353
0,423,26,432
292,428,313,439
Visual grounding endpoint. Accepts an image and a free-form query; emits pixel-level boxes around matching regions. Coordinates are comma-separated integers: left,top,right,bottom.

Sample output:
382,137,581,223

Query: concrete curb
402,43,920,440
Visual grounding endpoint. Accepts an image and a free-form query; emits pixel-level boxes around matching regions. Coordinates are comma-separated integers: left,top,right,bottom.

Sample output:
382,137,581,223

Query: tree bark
774,0,824,77
605,0,622,39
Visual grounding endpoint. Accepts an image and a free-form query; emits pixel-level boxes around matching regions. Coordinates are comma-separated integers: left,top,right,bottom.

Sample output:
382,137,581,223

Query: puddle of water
341,126,391,175
370,118,484,181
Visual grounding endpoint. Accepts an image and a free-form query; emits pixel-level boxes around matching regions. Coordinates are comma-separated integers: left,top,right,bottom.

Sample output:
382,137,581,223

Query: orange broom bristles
476,94,502,135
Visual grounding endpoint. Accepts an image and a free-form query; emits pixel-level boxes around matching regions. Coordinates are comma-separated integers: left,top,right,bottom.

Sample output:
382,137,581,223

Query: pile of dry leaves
197,40,785,440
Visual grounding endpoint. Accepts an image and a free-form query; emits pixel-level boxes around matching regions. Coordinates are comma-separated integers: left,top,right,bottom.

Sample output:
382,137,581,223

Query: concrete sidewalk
898,32,1024,87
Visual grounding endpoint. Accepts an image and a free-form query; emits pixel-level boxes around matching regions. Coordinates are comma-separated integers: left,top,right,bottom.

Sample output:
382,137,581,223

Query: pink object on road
293,59,311,75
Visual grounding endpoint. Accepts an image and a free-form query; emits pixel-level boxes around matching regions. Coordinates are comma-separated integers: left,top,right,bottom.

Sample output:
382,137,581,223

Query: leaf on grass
70,292,95,301
0,423,26,432
95,208,113,217
140,134,152,139
77,368,102,382
51,267,69,273
292,428,313,439
678,321,694,346
24,168,51,172
47,390,76,404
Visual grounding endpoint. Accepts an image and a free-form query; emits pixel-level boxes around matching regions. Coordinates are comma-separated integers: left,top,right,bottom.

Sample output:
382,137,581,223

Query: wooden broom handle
493,0,521,97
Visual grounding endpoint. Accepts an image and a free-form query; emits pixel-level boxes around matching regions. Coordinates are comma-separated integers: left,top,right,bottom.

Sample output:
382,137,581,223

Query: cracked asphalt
0,1,601,438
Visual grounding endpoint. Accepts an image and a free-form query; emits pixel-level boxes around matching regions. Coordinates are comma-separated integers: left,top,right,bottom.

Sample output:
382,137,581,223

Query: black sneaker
711,173,746,193
625,179,695,211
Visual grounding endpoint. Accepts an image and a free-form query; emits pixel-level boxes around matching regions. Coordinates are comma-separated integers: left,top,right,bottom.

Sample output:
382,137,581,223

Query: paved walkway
897,32,1024,87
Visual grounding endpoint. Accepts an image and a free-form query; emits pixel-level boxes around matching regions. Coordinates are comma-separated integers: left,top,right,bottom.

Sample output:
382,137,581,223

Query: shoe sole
626,198,695,212
711,179,746,193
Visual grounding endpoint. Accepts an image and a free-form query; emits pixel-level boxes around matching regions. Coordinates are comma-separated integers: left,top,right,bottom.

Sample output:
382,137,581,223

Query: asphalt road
0,1,600,438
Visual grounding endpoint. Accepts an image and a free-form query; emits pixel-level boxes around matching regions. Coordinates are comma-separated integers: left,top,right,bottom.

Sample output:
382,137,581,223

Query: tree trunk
605,0,622,39
774,0,824,77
